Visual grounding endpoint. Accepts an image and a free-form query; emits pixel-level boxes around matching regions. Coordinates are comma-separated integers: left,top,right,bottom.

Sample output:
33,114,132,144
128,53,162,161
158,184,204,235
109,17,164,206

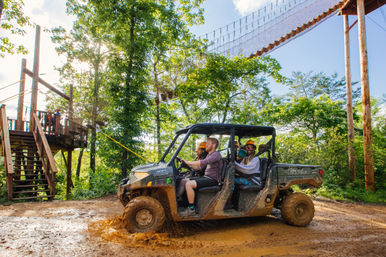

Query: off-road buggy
118,123,323,232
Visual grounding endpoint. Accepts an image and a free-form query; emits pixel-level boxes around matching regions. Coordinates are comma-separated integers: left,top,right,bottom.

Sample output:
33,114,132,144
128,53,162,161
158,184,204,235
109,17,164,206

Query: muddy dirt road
0,195,385,257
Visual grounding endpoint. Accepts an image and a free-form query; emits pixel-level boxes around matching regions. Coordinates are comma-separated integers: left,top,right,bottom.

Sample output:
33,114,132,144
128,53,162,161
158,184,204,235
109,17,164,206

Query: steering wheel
175,156,191,172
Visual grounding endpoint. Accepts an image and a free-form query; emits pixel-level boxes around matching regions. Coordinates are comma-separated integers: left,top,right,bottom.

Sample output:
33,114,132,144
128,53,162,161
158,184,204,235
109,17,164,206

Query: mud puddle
1,195,385,256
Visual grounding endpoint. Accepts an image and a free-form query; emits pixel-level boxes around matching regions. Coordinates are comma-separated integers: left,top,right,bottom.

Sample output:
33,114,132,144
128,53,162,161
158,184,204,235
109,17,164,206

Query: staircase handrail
0,105,14,199
31,112,58,195
0,105,14,174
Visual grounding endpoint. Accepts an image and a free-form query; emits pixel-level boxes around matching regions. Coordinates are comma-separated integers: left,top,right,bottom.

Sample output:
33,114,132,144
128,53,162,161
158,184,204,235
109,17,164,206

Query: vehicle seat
259,158,270,182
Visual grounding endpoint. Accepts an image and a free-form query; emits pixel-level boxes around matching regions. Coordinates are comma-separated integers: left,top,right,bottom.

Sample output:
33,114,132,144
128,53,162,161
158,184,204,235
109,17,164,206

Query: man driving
180,138,223,216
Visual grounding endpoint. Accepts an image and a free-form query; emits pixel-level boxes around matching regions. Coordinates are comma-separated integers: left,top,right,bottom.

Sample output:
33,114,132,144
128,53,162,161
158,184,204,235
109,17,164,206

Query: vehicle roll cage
159,123,276,166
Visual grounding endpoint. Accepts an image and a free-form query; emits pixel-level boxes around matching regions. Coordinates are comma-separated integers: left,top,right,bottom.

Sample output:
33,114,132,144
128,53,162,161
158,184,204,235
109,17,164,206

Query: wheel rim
135,209,153,228
295,203,307,218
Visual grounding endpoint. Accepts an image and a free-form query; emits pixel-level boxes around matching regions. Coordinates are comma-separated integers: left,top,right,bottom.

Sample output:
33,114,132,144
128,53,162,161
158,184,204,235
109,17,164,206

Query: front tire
123,196,165,233
281,192,314,227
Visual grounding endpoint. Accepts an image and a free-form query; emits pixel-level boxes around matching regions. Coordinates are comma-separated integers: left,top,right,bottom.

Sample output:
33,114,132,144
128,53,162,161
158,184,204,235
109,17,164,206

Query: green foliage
177,54,284,124
40,1,384,204
0,0,30,57
288,71,360,102
70,167,120,200
268,95,348,142
50,10,110,173
0,163,12,204
54,149,120,200
82,0,205,175
316,181,386,203
276,129,349,180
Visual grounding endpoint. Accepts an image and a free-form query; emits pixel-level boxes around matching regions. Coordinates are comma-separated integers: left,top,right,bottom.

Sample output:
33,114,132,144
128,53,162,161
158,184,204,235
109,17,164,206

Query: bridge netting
201,0,345,57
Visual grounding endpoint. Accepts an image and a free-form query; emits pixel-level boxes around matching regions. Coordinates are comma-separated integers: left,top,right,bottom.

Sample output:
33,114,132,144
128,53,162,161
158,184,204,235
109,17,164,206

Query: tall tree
177,54,284,124
87,0,204,176
269,96,347,143
288,71,360,102
50,5,109,173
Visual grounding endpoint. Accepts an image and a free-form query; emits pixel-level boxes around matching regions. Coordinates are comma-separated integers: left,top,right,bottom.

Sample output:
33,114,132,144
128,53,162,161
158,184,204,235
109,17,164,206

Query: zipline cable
0,79,25,91
101,132,151,163
0,89,31,104
368,15,386,32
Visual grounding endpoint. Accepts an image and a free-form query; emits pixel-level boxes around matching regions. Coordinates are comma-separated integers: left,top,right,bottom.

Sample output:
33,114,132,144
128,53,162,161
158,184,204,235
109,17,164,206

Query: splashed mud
0,195,385,256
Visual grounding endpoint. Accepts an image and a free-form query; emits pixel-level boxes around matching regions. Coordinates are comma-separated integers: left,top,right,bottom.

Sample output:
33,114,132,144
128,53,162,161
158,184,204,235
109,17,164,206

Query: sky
0,0,385,119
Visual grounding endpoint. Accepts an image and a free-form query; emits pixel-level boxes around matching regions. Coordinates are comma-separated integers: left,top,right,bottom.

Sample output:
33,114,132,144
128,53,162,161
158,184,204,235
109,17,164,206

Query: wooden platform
1,106,88,201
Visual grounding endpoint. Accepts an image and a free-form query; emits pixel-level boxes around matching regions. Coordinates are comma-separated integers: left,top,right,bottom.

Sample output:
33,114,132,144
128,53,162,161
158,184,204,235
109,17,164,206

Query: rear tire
123,196,165,233
281,192,314,227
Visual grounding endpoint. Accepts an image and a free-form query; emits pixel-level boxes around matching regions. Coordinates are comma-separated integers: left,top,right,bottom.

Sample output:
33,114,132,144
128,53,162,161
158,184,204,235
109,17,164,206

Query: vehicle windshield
160,132,233,164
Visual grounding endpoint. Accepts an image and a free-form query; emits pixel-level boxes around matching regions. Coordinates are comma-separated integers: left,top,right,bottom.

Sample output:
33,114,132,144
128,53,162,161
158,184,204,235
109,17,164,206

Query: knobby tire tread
281,192,314,227
123,196,165,233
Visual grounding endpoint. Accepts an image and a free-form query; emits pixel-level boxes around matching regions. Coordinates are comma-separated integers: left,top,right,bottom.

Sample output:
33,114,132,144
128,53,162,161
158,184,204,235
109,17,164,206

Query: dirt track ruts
0,195,385,256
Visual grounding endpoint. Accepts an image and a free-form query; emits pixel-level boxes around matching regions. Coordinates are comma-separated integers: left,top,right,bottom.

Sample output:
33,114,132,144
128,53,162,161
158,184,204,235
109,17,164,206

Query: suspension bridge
200,0,385,191
202,0,385,58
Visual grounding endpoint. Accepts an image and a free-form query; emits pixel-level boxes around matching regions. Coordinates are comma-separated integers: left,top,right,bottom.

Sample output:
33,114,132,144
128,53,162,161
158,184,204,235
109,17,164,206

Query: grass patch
293,182,386,203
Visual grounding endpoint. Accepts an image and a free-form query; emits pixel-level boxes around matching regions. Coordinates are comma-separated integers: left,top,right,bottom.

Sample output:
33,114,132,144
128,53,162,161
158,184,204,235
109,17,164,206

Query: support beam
17,58,26,131
357,0,374,190
68,84,74,134
24,68,70,100
30,25,40,132
344,15,356,181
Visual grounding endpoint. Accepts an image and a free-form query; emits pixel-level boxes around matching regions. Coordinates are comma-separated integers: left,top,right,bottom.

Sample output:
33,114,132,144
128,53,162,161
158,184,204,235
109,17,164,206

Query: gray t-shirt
200,151,223,181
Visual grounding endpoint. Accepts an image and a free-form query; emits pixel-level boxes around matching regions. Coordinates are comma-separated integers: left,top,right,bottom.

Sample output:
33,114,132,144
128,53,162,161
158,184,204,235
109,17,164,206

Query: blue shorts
234,176,261,186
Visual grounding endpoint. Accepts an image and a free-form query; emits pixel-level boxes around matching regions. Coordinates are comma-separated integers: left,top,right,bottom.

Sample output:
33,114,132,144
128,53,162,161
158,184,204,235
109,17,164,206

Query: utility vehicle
118,123,323,232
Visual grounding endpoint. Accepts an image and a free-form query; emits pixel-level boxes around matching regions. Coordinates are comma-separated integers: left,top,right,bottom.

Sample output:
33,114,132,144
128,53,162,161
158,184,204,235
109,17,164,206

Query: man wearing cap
176,141,208,199
234,140,261,186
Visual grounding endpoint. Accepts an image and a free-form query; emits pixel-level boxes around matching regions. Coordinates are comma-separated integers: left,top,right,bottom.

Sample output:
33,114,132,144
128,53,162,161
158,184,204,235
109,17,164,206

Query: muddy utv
118,123,323,233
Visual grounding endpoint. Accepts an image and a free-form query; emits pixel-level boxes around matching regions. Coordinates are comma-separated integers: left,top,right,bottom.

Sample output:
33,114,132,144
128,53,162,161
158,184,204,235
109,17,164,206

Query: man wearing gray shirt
181,138,223,216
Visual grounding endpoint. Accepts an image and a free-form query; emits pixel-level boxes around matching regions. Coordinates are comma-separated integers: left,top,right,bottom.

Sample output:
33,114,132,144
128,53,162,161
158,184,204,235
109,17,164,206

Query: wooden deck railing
31,113,58,196
10,110,88,146
0,105,14,199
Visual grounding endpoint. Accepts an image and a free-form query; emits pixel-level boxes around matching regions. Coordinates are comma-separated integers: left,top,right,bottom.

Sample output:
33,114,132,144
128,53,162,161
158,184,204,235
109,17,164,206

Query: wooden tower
340,0,385,190
0,25,87,201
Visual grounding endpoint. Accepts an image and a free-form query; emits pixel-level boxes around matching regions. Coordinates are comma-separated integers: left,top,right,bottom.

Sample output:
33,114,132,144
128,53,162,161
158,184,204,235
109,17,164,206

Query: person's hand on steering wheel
175,156,191,172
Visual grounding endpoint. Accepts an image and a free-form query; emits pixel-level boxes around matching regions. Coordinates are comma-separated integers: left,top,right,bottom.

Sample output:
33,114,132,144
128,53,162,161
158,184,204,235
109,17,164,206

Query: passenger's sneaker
180,207,196,216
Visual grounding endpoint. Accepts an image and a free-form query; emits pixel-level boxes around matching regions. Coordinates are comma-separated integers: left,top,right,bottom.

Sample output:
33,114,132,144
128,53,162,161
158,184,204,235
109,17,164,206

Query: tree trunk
90,42,101,173
357,0,374,191
153,59,162,160
76,148,84,179
66,151,73,200
343,15,356,181
121,149,128,178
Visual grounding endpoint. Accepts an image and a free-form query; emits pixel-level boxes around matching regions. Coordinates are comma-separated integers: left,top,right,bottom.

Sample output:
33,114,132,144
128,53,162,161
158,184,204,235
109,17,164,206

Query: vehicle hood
131,162,170,175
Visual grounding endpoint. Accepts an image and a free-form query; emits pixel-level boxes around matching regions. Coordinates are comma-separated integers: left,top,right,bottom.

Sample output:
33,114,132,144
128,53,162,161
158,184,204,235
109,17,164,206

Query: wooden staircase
10,132,53,200
1,105,57,201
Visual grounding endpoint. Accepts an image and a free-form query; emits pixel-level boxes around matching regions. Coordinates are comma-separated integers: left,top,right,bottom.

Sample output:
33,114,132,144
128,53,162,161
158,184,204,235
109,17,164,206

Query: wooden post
17,58,26,131
343,15,356,181
55,113,61,136
0,105,14,200
357,0,374,191
30,25,41,131
68,84,73,134
66,150,73,200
